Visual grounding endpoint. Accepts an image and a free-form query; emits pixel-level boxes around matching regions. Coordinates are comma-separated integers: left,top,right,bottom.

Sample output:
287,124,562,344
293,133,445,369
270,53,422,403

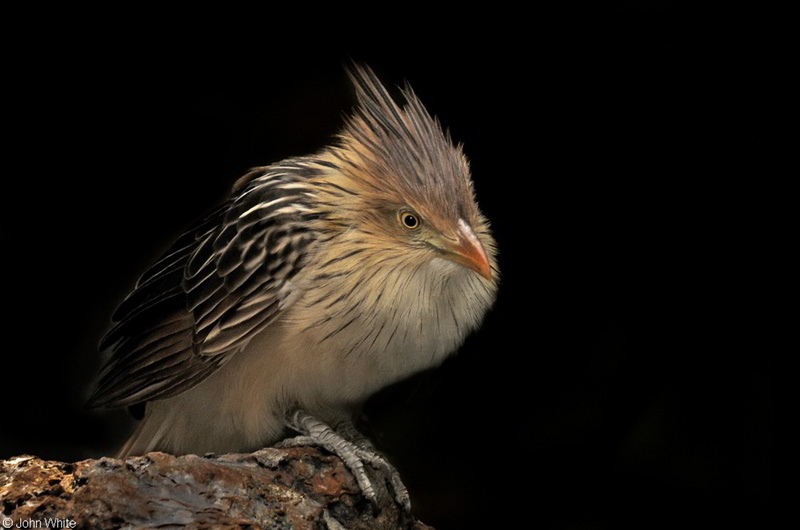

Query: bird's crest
336,64,476,224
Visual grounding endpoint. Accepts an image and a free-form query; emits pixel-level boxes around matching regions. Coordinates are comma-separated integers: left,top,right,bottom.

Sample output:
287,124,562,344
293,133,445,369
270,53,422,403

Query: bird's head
311,65,497,285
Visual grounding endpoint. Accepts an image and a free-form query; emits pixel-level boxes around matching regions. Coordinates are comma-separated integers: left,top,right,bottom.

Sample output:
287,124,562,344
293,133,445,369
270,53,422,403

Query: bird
88,64,498,509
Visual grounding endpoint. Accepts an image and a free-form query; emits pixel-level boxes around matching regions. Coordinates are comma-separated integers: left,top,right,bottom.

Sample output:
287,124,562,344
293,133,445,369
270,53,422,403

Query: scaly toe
355,448,411,512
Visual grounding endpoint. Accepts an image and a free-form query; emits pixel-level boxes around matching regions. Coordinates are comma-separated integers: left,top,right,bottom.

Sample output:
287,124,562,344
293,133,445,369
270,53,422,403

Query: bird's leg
335,419,410,511
278,409,377,504
334,419,375,448
277,408,411,513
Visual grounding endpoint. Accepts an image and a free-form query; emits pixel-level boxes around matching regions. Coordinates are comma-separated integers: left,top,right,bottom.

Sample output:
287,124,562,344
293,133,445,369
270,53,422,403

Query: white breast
280,257,496,412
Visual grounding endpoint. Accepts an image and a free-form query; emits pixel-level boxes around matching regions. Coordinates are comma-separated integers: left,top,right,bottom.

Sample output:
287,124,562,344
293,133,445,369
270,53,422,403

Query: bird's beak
439,219,492,281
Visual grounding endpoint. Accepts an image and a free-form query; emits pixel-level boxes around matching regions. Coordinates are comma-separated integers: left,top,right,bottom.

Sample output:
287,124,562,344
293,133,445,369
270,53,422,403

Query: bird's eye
400,211,420,229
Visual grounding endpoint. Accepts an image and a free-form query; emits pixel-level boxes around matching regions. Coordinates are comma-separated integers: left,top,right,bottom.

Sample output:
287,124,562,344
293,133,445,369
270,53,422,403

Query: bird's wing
88,169,317,408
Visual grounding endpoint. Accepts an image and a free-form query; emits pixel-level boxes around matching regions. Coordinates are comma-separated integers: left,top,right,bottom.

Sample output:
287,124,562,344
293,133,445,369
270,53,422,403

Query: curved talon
355,447,411,513
281,410,412,512
279,434,379,506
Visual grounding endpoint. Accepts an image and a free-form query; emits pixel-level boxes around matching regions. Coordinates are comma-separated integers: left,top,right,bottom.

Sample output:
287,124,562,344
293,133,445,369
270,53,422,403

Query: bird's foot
277,409,411,513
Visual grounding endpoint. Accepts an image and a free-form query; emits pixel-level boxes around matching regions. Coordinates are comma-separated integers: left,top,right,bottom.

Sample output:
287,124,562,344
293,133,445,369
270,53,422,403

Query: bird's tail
115,407,172,458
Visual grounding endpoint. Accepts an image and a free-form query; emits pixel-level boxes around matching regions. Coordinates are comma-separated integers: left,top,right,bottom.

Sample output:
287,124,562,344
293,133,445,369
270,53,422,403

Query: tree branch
1,447,431,529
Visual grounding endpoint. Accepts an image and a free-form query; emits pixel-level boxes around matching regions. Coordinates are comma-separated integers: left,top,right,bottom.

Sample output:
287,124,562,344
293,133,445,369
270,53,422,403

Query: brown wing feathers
88,168,316,409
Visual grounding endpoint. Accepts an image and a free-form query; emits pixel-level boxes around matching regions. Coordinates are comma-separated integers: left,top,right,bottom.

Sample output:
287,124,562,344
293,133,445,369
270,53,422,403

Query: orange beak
441,219,492,281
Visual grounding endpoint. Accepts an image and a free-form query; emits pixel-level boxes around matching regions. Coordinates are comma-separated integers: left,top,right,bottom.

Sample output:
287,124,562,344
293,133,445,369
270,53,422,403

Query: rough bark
0,447,431,529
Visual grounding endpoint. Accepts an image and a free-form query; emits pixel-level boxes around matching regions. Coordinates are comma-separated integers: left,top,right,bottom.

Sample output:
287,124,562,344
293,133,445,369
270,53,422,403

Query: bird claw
280,409,411,513
353,446,411,513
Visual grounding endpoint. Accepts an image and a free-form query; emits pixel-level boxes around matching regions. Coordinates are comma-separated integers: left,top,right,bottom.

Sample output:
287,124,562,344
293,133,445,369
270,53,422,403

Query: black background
2,4,771,529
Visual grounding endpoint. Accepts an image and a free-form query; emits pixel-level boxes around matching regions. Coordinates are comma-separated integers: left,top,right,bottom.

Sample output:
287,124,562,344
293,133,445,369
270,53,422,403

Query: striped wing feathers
88,170,316,408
